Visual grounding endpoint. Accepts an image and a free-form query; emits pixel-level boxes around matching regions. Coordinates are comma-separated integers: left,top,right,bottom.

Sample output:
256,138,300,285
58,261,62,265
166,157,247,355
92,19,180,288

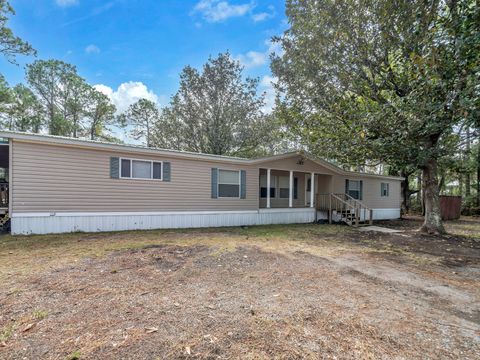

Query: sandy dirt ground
0,217,479,359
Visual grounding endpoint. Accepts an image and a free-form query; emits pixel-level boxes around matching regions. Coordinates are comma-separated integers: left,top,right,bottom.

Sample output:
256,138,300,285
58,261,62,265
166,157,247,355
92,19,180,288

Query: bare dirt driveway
0,217,479,359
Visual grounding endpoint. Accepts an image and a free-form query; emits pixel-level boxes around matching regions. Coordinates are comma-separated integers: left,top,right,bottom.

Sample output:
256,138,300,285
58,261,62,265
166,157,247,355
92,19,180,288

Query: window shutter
110,157,119,178
163,162,171,182
345,179,349,194
211,168,218,198
240,170,246,199
359,180,363,200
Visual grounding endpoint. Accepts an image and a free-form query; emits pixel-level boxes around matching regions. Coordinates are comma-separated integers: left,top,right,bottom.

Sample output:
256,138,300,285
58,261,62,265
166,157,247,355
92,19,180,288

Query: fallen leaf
145,327,158,333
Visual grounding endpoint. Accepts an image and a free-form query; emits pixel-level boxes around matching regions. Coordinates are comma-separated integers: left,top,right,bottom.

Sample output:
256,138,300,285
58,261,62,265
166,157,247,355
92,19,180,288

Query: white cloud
56,0,79,7
251,12,270,22
192,0,254,22
252,5,275,22
235,38,283,70
236,51,267,69
85,44,100,54
94,82,160,114
259,75,277,113
265,38,284,57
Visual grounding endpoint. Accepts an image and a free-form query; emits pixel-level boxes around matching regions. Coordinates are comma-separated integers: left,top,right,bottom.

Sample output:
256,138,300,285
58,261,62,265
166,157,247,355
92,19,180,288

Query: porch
258,168,373,226
258,168,332,209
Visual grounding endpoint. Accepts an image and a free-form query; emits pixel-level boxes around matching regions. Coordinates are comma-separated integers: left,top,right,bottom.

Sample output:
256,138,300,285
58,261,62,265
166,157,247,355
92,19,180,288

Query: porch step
318,193,373,227
334,210,369,227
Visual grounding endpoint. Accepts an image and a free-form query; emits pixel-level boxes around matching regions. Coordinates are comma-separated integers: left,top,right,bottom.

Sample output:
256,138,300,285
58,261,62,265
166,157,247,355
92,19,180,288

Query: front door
305,174,312,206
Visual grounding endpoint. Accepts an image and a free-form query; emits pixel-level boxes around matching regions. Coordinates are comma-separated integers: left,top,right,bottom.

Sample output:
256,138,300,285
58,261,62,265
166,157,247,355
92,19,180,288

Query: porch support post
310,172,315,208
266,168,271,208
289,170,293,208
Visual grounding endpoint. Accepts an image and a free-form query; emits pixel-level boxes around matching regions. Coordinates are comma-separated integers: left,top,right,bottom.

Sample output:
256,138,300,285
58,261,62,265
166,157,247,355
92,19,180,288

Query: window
381,182,390,197
120,158,163,180
260,174,276,198
278,176,298,199
132,160,151,179
347,180,361,199
279,176,290,198
121,159,131,178
218,169,240,198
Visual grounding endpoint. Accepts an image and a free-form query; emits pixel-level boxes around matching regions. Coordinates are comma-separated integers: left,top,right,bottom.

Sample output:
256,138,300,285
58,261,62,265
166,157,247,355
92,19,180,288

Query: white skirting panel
11,208,317,235
317,208,401,222
372,208,401,220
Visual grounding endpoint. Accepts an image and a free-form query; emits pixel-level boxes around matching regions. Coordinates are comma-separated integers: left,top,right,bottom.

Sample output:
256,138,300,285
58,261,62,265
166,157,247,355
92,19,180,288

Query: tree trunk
90,120,96,140
416,174,424,214
420,158,445,234
465,128,471,197
458,174,463,197
400,171,411,215
73,114,78,138
477,142,480,208
48,104,55,135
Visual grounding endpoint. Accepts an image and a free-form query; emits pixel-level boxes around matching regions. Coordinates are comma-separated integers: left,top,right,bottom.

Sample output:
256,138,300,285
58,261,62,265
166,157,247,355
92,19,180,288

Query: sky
0,0,287,115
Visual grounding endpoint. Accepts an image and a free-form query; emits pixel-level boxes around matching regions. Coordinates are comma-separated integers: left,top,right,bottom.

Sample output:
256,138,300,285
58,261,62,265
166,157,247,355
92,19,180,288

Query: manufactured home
0,131,403,235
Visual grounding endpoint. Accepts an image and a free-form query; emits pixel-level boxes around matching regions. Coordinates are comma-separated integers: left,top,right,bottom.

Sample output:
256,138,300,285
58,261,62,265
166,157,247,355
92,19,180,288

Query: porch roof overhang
252,152,404,181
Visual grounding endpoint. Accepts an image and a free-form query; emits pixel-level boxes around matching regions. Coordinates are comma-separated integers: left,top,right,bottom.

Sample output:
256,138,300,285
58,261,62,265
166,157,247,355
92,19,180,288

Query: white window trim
119,157,163,181
381,182,390,197
217,169,241,199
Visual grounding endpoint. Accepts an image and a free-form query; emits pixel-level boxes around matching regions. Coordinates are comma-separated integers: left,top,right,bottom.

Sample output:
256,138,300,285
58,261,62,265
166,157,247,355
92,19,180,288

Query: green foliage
274,0,478,167
84,89,116,141
120,98,159,147
64,74,94,137
154,52,277,157
24,59,118,139
26,59,78,135
0,0,35,63
272,0,480,233
5,84,43,132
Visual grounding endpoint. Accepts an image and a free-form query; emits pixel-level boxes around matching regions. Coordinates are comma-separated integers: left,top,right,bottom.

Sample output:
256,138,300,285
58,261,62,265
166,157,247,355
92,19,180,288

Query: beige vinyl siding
316,174,333,194
12,141,259,213
332,175,401,209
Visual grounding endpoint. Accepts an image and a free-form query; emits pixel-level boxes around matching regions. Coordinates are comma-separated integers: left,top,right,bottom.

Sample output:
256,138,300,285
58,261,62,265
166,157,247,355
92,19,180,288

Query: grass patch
32,309,48,320
0,224,352,282
66,350,82,360
0,220,478,283
0,324,14,342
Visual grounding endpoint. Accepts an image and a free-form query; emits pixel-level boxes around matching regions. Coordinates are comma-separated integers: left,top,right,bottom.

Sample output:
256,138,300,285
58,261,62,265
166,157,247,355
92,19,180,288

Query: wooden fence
439,196,461,220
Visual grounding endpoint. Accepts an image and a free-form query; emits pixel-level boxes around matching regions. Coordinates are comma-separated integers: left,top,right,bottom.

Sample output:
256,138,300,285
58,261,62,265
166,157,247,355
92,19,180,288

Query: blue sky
0,0,286,113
